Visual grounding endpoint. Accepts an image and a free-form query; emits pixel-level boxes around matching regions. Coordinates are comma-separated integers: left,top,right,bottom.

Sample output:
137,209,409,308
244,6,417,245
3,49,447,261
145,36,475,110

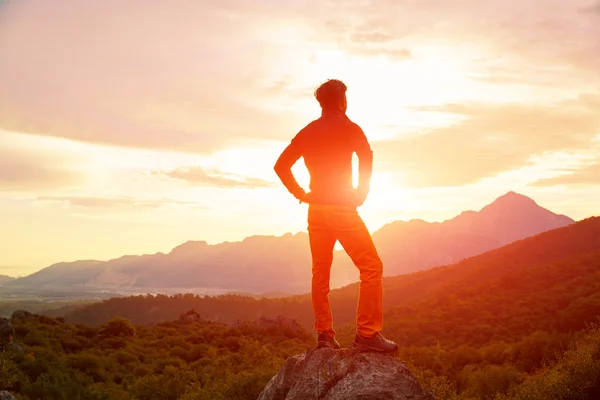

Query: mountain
372,191,574,277
64,216,600,332
9,234,313,293
5,261,105,287
17,217,600,400
0,275,14,285
9,192,574,293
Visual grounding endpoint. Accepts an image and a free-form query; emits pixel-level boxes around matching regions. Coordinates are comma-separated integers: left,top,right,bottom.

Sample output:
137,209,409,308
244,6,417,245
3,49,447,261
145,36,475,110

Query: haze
1,0,600,275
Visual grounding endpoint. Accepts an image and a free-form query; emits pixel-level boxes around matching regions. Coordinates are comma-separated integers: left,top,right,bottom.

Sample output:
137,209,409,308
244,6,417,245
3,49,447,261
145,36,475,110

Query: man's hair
314,79,347,110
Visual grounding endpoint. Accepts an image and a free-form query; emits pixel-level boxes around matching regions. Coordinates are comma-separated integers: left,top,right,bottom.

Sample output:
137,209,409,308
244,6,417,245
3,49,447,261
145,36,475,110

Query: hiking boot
353,332,398,354
317,332,341,349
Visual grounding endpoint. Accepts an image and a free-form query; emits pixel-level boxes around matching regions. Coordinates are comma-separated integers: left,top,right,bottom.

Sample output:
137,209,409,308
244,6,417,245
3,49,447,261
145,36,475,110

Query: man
274,79,398,353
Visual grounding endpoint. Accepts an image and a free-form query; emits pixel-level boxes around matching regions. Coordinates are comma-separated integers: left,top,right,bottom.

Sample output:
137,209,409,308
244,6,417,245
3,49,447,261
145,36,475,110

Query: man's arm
274,135,306,202
354,126,374,206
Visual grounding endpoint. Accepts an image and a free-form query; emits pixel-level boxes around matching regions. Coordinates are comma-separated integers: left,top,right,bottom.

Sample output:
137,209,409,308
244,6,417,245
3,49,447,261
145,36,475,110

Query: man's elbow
274,161,286,178
358,149,374,163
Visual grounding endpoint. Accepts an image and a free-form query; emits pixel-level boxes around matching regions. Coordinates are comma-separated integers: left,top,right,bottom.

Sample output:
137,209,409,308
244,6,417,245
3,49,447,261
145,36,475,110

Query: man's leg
307,205,338,338
333,208,383,338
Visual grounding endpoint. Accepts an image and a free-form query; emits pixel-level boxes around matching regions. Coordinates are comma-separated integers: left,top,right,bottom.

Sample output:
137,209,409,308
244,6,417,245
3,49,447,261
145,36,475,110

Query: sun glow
286,47,477,143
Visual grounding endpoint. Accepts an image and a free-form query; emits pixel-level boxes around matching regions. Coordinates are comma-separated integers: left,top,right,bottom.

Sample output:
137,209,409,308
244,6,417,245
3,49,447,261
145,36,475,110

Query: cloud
320,0,600,78
37,196,205,209
349,31,396,43
584,2,600,14
530,141,600,186
0,148,80,191
373,95,600,188
317,16,414,61
0,0,307,153
531,162,600,186
356,47,412,60
155,166,277,189
1,0,599,157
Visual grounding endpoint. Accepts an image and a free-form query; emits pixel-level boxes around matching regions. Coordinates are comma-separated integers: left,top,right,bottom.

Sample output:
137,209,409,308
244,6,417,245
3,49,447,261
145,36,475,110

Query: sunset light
2,1,600,399
1,0,599,272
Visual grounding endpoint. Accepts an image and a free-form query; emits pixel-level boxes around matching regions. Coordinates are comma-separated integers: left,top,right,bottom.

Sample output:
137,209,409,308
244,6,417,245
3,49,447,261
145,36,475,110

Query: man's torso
295,111,361,206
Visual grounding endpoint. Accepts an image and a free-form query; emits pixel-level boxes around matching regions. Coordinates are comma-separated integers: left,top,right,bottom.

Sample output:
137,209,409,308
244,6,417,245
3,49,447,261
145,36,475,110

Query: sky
1,0,600,276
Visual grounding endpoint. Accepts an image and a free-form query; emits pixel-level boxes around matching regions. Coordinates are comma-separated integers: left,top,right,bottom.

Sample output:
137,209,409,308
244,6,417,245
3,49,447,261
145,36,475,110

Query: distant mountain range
64,215,600,331
7,192,574,293
370,190,574,277
0,275,14,285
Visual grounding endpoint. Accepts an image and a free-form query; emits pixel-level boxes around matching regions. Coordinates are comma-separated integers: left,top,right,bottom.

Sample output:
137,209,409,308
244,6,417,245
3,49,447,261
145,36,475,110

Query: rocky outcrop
0,391,16,400
258,348,435,400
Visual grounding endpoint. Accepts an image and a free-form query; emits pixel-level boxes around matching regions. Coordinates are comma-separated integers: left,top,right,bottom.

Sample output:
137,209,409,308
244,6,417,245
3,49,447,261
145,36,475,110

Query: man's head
315,79,347,113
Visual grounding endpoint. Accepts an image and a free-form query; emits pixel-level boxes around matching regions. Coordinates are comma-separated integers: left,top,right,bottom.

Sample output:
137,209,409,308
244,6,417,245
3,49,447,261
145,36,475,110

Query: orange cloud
373,95,600,187
36,196,205,209
155,166,277,189
0,148,80,191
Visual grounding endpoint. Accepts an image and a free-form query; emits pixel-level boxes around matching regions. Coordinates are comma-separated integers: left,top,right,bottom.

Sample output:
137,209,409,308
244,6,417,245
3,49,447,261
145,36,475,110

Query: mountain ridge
8,192,575,292
63,216,600,335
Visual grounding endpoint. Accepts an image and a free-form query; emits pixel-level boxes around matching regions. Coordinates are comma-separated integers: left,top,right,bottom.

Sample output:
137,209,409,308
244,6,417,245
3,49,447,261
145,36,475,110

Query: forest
1,312,313,400
2,217,600,399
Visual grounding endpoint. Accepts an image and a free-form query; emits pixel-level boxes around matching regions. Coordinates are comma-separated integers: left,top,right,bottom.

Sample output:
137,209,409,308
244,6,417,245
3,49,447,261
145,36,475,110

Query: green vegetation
4,314,600,399
498,323,600,400
2,313,312,400
0,299,98,319
2,217,600,399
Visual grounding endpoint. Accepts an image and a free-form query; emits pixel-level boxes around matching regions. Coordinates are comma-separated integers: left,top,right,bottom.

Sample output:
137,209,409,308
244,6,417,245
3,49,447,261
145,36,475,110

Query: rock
258,348,435,400
0,391,16,400
11,310,34,321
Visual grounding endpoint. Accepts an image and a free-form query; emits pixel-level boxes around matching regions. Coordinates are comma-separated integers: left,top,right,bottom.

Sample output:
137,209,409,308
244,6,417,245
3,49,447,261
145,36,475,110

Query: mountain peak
10,192,575,292
170,240,209,255
488,191,537,208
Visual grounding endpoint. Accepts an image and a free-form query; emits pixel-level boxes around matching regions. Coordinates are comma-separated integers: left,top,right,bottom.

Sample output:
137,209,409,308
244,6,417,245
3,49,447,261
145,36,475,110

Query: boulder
258,348,435,400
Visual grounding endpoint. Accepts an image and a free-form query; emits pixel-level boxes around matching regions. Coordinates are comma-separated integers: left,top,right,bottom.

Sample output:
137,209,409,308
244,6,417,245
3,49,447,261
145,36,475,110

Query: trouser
307,204,383,338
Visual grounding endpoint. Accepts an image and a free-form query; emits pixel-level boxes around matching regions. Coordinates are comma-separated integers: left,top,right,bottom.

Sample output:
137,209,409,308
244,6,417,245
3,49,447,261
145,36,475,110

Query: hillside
5,300,600,400
1,313,314,400
0,275,14,285
17,216,600,400
9,192,573,293
372,191,574,276
65,217,600,338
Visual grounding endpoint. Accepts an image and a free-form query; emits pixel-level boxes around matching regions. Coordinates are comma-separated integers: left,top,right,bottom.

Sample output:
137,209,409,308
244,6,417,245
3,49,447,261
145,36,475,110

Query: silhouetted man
274,79,398,353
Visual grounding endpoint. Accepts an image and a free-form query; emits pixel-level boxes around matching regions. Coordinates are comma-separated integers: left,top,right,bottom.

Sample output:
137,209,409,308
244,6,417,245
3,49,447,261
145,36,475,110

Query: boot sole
352,342,398,354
